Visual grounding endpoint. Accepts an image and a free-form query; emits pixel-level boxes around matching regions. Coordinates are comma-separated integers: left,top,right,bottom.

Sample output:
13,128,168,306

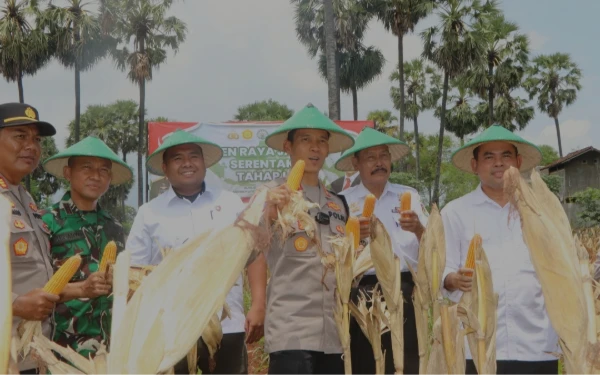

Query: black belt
359,272,414,287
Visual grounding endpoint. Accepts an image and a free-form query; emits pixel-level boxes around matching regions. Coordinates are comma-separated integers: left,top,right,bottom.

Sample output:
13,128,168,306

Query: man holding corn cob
335,126,428,374
256,103,364,374
40,136,133,359
441,125,559,374
127,129,268,374
0,103,61,373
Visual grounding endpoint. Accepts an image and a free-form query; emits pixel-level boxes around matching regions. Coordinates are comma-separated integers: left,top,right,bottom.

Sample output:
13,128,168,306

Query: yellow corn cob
346,216,360,250
43,255,82,295
286,160,305,191
464,234,482,277
99,241,117,273
362,194,376,218
400,192,411,211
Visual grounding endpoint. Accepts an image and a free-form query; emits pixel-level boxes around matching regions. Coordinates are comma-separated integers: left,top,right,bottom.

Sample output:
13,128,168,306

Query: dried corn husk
331,235,354,374
353,243,373,279
107,189,269,373
504,167,589,373
350,289,390,374
370,217,404,374
427,303,465,374
576,236,597,345
458,245,498,375
275,188,319,243
0,195,12,374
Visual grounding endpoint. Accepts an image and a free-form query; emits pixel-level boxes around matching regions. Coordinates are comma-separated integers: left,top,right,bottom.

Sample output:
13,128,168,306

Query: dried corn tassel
332,235,354,374
99,241,117,273
362,194,376,218
463,234,482,277
0,195,12,374
43,255,82,295
286,160,305,191
370,218,404,374
504,167,588,373
350,289,389,374
346,217,360,251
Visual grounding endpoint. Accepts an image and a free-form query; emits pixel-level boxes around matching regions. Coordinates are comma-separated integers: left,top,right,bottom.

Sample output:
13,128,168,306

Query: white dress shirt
441,184,559,361
126,184,246,334
341,182,428,273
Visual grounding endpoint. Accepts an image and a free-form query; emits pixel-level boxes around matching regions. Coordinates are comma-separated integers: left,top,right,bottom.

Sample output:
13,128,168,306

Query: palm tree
292,0,372,120
0,0,52,103
40,0,116,142
108,0,187,207
369,0,434,144
367,109,398,136
318,44,385,120
462,11,529,125
421,0,488,205
524,53,582,157
439,81,481,146
391,58,441,179
323,0,339,119
475,90,534,131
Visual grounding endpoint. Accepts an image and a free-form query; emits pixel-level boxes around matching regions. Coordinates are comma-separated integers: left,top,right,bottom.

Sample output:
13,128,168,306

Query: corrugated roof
541,146,600,170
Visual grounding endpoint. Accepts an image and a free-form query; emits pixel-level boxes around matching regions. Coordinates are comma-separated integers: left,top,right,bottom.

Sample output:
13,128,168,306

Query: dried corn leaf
331,235,353,374
504,167,588,373
428,303,465,374
276,190,319,242
29,336,83,374
0,195,11,374
353,243,373,279
350,289,389,374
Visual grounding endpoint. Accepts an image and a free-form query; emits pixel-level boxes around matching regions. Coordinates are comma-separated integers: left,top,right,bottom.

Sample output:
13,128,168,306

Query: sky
1,0,598,205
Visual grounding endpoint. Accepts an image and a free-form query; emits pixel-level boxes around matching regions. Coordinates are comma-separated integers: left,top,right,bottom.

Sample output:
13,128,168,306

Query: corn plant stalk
577,237,598,345
504,167,589,373
370,218,403,374
427,304,465,374
350,289,389,374
0,195,12,374
332,235,354,374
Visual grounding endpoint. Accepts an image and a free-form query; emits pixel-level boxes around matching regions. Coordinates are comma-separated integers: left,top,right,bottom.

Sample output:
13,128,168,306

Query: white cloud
527,31,548,51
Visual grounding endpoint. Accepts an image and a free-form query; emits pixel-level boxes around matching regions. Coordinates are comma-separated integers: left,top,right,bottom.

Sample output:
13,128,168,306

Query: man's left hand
245,303,265,344
399,210,424,239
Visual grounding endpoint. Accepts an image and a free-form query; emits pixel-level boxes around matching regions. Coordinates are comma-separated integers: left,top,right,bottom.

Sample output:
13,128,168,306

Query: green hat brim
335,127,410,171
452,125,542,173
43,136,133,185
264,104,354,153
146,129,224,176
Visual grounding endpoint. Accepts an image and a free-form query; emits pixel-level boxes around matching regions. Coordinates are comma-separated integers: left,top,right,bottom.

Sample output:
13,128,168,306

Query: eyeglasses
315,212,330,225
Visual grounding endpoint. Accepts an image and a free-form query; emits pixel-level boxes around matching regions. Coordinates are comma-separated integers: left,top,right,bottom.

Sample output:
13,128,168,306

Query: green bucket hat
43,136,133,185
146,129,223,176
452,124,542,173
335,127,410,171
264,103,354,153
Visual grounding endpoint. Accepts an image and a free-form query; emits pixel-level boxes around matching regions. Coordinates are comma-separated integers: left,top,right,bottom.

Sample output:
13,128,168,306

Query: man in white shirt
126,129,267,374
442,125,559,374
335,127,428,374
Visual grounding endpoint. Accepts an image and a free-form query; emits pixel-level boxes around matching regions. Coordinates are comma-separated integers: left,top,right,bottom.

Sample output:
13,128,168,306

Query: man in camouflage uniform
41,136,133,358
0,102,59,374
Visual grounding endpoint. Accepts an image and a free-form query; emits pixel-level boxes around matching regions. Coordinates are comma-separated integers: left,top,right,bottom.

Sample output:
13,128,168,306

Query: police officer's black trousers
174,332,248,374
466,359,559,374
268,350,344,374
349,272,420,374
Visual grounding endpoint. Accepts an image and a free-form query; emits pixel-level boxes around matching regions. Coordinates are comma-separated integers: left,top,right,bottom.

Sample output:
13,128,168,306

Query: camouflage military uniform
41,191,125,358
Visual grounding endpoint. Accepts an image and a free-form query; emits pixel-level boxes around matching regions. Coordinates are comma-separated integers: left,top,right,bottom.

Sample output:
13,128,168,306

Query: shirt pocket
283,232,317,258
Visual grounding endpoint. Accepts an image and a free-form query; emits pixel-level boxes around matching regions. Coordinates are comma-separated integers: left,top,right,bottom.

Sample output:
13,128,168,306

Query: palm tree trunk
488,62,494,125
352,86,358,121
432,71,449,205
398,34,406,172
554,116,563,157
74,25,81,142
413,92,420,181
145,128,149,202
460,136,465,147
323,0,340,120
137,41,146,207
17,73,24,104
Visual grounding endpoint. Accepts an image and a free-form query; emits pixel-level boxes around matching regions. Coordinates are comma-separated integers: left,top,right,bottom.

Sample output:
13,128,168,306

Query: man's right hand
443,268,473,292
266,184,291,222
13,289,59,321
80,272,112,298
